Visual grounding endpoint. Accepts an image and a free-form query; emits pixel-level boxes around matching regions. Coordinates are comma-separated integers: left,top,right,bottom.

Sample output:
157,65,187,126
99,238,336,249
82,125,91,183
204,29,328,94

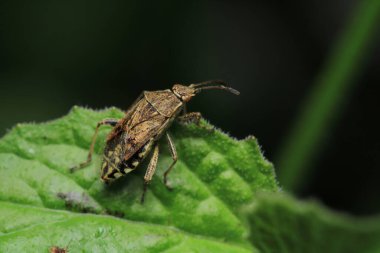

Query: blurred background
0,0,379,216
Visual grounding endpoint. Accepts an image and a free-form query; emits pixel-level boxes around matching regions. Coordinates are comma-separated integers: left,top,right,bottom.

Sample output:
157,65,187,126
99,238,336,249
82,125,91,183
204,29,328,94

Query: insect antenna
190,80,240,95
190,80,228,87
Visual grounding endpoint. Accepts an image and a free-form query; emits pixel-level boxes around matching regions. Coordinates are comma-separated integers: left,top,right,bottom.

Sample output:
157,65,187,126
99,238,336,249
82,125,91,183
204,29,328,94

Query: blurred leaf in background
277,0,380,193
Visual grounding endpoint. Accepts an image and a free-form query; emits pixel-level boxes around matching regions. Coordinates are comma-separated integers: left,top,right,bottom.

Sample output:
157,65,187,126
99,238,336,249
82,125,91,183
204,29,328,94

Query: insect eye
172,84,181,93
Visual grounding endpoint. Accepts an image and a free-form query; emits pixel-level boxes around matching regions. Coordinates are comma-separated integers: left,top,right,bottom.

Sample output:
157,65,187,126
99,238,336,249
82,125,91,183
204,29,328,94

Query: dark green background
0,0,379,215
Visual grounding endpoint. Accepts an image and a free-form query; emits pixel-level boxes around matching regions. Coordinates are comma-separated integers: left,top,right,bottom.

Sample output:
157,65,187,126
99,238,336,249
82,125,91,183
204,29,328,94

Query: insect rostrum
70,80,239,203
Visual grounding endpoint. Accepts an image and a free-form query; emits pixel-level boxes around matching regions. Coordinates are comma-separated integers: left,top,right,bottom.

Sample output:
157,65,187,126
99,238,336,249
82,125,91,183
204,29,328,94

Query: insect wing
123,98,170,161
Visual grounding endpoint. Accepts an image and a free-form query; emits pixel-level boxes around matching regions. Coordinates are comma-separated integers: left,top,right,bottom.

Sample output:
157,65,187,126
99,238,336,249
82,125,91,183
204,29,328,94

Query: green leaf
0,106,278,252
276,0,380,192
248,194,380,253
2,106,379,252
0,201,250,252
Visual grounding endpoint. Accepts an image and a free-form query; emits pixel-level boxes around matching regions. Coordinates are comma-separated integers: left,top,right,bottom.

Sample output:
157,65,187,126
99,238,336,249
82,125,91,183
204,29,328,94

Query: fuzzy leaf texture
0,106,379,252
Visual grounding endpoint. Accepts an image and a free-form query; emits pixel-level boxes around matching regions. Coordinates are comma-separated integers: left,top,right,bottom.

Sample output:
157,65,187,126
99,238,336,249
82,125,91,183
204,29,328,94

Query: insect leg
163,132,177,189
141,144,159,203
177,112,202,125
182,104,188,115
70,118,119,172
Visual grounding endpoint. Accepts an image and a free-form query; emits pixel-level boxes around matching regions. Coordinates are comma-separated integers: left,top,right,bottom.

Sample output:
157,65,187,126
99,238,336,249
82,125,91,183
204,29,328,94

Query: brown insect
70,80,239,202
50,245,69,253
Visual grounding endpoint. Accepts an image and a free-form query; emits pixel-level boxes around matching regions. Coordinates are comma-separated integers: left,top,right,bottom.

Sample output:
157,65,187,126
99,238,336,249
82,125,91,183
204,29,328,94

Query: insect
50,246,68,253
70,80,239,203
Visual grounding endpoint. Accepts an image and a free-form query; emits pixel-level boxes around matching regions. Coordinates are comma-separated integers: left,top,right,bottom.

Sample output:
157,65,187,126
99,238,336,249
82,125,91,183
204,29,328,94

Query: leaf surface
0,106,277,252
1,106,379,252
248,194,380,253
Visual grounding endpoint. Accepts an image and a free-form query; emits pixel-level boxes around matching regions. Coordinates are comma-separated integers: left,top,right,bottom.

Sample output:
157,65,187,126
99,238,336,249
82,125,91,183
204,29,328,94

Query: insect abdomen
122,139,154,174
101,139,154,183
100,142,124,182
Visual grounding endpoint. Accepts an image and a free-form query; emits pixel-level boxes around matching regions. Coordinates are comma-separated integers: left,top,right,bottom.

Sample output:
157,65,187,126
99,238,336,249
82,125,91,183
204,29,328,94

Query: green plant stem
276,0,380,193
